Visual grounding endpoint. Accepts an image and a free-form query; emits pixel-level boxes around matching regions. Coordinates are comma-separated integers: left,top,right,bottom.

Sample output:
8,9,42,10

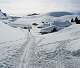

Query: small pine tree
75,17,78,22
71,18,74,22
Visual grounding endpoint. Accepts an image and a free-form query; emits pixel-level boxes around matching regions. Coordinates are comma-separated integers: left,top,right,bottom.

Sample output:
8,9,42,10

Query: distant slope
47,12,73,17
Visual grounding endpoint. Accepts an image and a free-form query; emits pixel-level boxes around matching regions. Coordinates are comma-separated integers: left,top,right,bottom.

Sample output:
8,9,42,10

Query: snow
39,20,71,34
0,22,25,42
32,24,80,68
14,23,80,68
0,13,80,68
0,22,27,68
38,24,80,48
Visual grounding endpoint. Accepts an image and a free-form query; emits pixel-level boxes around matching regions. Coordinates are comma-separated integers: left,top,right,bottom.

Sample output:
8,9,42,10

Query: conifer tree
71,18,74,22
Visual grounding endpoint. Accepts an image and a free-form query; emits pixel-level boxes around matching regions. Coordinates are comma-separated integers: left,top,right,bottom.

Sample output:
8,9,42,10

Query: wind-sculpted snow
0,22,26,68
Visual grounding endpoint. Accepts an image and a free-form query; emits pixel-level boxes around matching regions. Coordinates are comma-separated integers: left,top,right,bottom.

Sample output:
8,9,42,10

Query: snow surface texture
13,24,80,68
0,22,27,68
34,24,80,68
0,13,80,68
15,24,80,68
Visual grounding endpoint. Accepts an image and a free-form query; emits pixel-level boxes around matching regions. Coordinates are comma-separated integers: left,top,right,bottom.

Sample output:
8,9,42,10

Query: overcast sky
0,0,80,15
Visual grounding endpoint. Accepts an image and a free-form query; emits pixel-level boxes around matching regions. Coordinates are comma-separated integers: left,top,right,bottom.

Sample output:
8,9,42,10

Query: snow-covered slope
0,22,27,68
29,24,80,68
1,12,80,68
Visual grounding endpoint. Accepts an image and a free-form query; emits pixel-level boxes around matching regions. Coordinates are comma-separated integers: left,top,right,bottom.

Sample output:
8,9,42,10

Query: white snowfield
36,24,80,68
1,17,80,68
0,22,27,68
15,24,80,68
17,24,80,68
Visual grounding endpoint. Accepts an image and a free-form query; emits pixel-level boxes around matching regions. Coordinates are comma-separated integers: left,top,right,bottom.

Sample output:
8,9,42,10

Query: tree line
71,17,80,24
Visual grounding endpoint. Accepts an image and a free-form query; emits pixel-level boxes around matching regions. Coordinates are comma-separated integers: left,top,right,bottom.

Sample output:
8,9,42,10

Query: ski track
15,31,45,68
15,32,30,68
17,32,31,68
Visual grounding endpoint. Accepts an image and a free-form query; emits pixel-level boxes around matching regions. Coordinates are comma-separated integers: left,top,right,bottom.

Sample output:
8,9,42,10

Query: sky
0,0,80,15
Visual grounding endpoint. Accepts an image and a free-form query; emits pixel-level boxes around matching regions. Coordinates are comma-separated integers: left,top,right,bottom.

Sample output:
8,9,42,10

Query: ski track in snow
16,32,31,68
15,31,45,68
